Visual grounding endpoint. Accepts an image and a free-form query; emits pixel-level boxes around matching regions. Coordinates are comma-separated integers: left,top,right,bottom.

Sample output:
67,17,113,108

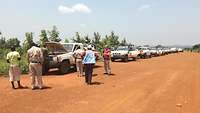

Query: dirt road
0,52,200,113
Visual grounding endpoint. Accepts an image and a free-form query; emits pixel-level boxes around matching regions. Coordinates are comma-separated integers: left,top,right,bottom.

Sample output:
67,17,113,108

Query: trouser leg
31,75,36,89
88,64,93,84
107,60,111,74
85,64,89,83
17,81,22,88
104,60,108,73
11,81,15,89
37,64,43,89
80,62,83,76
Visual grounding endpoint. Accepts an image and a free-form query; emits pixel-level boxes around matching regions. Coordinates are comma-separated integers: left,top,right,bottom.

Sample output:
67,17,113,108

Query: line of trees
0,25,130,57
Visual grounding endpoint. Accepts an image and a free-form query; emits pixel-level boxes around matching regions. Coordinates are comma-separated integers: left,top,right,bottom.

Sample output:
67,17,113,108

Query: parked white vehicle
178,48,183,52
150,47,158,56
137,47,151,58
43,42,78,74
170,47,178,53
111,46,139,62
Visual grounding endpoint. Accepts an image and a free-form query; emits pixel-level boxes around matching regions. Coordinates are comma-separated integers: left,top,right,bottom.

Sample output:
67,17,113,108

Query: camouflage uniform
73,49,84,76
27,46,44,89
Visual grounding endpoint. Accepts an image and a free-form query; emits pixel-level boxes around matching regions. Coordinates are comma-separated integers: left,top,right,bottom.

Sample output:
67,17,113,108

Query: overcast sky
0,0,200,46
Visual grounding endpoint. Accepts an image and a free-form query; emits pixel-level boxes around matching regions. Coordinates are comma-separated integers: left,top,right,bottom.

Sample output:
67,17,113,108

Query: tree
71,32,85,43
193,44,200,50
39,30,48,47
84,35,91,44
92,32,103,51
48,25,61,42
155,45,163,48
6,38,20,48
23,32,35,51
120,38,128,46
92,32,101,44
0,36,6,49
109,31,120,48
64,38,69,43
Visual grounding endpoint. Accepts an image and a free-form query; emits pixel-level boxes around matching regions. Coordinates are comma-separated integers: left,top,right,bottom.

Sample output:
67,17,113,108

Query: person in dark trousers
82,45,96,85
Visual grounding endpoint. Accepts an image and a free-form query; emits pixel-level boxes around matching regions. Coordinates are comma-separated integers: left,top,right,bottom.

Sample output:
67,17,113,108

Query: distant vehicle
111,45,139,62
170,48,178,53
150,47,158,57
137,47,151,59
156,48,163,56
42,42,77,75
178,48,183,52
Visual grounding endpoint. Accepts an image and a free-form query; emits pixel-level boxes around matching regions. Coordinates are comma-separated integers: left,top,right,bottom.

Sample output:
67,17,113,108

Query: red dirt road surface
0,52,200,113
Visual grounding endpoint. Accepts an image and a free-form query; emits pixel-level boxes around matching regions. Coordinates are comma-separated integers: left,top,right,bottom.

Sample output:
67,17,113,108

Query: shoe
39,86,43,90
31,87,36,90
18,85,24,89
12,87,17,89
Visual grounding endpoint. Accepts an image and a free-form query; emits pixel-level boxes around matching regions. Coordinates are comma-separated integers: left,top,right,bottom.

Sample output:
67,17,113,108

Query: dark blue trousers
84,64,94,84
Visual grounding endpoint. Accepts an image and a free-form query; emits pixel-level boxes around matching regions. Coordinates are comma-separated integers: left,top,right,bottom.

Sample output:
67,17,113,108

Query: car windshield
62,44,74,52
116,46,129,51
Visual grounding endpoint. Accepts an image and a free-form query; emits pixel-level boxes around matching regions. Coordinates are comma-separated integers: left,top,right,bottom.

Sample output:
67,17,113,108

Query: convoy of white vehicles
42,41,184,74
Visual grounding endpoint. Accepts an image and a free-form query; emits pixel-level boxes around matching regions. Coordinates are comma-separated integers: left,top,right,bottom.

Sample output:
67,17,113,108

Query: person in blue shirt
82,45,96,85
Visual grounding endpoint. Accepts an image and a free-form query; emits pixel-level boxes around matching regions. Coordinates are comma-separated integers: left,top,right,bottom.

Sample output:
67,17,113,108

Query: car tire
111,58,115,62
59,60,70,74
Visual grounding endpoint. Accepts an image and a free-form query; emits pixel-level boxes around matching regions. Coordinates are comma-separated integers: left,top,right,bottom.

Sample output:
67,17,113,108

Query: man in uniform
103,45,111,75
73,46,84,77
6,46,23,89
27,45,44,90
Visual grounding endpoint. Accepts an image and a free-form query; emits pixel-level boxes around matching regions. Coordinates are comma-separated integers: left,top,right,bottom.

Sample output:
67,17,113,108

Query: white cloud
73,4,91,13
58,5,75,14
138,4,151,11
58,3,91,14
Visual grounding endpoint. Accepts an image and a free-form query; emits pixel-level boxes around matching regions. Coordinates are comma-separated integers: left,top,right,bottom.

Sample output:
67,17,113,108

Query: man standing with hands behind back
27,45,44,90
103,45,111,75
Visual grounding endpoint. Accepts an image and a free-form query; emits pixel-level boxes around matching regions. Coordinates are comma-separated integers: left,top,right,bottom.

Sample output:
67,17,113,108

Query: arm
6,53,10,63
40,49,44,65
27,52,30,64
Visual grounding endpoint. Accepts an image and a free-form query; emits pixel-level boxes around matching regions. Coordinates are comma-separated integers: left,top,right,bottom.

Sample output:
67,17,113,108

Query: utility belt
30,61,41,64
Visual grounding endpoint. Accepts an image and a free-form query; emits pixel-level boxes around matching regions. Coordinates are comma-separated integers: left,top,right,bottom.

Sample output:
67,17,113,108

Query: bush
19,60,29,74
0,61,9,76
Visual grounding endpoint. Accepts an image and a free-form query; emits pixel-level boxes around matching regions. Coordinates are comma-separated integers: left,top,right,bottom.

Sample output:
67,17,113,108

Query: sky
0,0,200,46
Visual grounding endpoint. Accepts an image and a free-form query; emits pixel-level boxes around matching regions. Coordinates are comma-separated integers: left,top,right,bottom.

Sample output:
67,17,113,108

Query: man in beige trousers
27,45,44,90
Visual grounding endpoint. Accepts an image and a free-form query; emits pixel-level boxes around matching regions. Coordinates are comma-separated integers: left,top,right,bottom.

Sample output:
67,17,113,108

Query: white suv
43,42,78,74
111,46,139,62
137,47,151,59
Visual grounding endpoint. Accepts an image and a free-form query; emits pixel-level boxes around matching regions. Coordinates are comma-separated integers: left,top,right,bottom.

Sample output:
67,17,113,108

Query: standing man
27,45,44,90
103,45,111,75
7,46,23,89
73,46,84,77
82,45,96,85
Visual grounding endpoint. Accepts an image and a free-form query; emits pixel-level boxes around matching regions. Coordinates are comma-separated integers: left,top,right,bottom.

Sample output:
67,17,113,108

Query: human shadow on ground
90,81,104,85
